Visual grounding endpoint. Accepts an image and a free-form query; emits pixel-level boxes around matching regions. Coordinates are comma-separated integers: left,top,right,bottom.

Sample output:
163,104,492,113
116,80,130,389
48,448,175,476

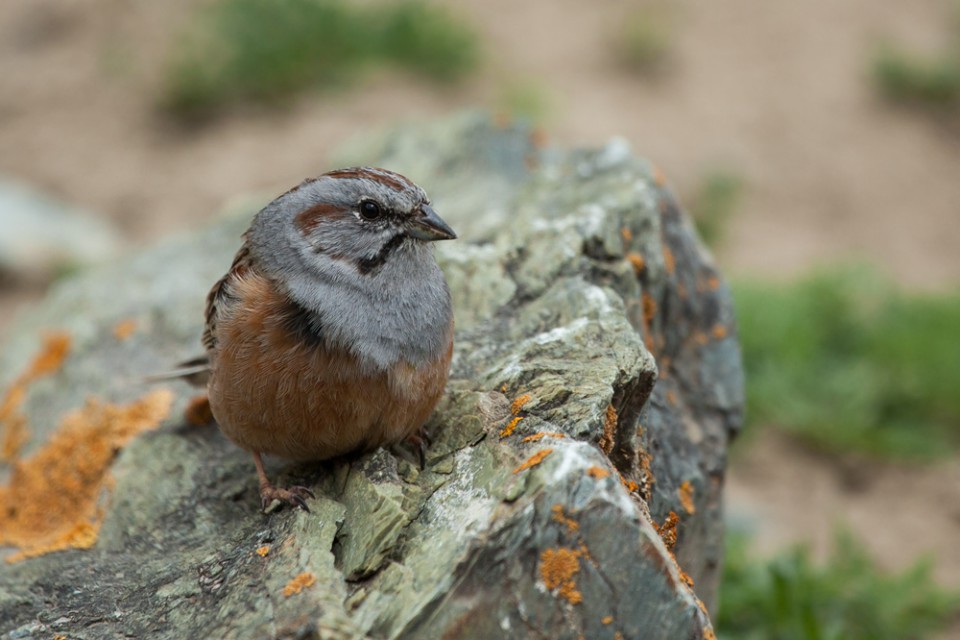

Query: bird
164,167,456,512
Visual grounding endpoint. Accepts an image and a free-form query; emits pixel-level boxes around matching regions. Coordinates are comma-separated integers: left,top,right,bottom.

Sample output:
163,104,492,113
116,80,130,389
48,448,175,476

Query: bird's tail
143,355,210,387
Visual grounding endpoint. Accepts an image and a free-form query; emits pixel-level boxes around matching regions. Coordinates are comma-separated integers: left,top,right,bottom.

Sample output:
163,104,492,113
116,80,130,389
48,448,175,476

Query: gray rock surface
0,177,122,281
0,112,743,640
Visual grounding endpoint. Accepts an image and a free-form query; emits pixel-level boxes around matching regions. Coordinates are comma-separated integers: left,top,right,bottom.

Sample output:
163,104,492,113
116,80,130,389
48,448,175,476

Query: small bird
173,167,456,511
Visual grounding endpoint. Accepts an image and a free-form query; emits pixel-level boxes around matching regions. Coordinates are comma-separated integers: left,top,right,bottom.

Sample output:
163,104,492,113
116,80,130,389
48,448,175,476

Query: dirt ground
2,0,958,591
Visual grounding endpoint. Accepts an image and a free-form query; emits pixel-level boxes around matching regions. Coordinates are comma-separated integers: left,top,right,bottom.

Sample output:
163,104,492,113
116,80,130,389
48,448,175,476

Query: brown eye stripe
294,202,343,234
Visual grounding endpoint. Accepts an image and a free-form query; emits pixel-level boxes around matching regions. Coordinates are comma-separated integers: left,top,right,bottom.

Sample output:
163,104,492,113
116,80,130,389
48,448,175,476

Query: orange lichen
696,596,710,616
599,404,617,455
578,541,594,564
500,416,523,439
529,128,549,149
184,395,214,426
586,465,610,479
704,628,717,640
619,473,640,493
620,227,633,243
678,566,695,589
637,437,655,501
521,431,566,443
655,511,680,552
615,633,624,640
0,332,72,461
678,481,696,515
693,332,709,346
112,318,138,341
666,389,678,406
513,448,553,474
626,252,645,275
601,616,613,625
659,356,672,376
711,324,728,340
24,332,72,379
0,392,28,463
500,383,508,393
551,504,579,533
644,333,655,353
641,293,658,326
511,394,532,415
651,165,667,187
662,246,676,274
256,545,271,557
707,275,721,291
282,572,316,597
0,389,173,562
539,547,583,604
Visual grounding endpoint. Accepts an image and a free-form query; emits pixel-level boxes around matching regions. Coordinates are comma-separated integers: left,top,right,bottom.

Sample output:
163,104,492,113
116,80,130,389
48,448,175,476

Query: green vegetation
162,0,479,119
873,45,960,107
690,170,743,247
733,266,960,460
496,80,553,123
718,530,960,640
871,5,960,107
615,8,674,73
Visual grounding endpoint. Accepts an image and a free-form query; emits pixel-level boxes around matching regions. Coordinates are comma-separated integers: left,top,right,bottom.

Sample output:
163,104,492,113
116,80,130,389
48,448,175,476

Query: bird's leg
407,427,430,470
392,426,431,470
252,451,315,512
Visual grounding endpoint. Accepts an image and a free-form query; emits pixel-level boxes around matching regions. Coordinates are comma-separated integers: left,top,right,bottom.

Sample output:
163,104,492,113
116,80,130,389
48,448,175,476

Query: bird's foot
259,483,315,513
391,430,430,470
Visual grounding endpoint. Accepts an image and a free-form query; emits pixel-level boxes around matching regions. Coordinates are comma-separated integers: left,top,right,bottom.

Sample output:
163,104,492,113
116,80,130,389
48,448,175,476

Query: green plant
162,0,479,119
496,80,553,123
615,8,674,73
718,529,960,640
374,1,477,83
873,44,960,106
733,265,960,459
690,170,742,247
871,3,960,107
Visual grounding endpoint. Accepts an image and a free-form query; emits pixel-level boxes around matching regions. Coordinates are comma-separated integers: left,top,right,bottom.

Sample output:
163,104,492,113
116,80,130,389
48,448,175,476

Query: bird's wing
145,232,256,388
203,232,255,352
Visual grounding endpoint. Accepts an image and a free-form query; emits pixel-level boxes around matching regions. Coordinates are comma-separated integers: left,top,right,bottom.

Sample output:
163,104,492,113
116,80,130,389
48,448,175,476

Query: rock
0,112,743,640
0,178,122,282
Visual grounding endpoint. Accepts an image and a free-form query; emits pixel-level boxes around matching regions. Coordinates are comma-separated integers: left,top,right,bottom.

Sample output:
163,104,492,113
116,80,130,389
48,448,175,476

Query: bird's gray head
251,167,456,280
247,167,455,369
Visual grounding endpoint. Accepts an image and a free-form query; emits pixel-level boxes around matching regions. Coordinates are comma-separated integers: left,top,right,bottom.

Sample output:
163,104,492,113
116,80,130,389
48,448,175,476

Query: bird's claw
259,484,315,513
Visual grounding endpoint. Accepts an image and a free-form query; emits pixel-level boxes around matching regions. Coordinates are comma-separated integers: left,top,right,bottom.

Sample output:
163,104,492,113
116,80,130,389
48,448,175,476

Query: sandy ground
2,0,958,595
728,430,960,585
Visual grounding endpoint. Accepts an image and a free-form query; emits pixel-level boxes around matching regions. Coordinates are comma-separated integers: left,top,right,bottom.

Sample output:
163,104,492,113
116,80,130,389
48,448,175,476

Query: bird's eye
359,200,383,221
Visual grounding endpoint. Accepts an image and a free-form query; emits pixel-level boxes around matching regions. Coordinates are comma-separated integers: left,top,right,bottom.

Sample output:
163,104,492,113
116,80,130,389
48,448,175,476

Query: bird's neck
280,246,452,372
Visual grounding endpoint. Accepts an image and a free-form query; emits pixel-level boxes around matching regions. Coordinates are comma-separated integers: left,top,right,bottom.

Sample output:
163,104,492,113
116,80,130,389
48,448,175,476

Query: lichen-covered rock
0,112,743,640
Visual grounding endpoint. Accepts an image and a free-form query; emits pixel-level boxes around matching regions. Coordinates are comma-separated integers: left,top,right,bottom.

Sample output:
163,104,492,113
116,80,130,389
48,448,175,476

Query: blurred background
2,0,959,635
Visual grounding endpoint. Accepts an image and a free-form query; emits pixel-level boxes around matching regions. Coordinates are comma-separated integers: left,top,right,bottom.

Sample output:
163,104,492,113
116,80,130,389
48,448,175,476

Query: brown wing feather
203,233,255,353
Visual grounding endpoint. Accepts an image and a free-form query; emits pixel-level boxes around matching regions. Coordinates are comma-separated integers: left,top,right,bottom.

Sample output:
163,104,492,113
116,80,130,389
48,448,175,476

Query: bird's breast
206,269,453,460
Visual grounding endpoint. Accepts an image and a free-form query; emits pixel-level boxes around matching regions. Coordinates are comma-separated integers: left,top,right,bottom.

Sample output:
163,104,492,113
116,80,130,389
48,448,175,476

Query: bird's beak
407,204,457,241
